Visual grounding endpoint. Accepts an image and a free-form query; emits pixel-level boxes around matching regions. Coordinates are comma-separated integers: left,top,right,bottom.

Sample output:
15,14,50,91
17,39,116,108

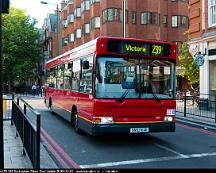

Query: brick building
42,0,189,57
41,0,189,89
188,0,216,98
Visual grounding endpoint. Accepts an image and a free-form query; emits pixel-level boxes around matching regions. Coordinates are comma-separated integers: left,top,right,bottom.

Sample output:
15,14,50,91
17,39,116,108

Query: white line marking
80,152,216,168
153,143,188,158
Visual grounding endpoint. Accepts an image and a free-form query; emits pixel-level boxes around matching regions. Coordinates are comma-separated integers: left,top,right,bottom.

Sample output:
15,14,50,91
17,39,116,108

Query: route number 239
152,45,163,55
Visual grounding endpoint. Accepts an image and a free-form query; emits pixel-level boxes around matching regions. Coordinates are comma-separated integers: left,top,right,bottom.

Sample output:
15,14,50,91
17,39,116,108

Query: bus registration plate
130,127,149,133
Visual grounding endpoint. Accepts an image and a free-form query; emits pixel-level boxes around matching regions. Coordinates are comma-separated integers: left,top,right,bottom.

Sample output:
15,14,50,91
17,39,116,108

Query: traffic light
2,0,10,14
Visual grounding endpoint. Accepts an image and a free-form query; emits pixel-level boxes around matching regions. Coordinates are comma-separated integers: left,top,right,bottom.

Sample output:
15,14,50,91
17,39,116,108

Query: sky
11,0,62,28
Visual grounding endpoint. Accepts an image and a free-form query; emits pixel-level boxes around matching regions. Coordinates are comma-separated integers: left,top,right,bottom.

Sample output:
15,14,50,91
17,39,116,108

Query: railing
11,96,40,169
176,92,216,123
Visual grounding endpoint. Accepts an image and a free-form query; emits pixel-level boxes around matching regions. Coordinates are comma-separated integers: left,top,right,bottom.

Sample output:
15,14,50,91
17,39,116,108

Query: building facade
43,0,189,57
188,0,216,98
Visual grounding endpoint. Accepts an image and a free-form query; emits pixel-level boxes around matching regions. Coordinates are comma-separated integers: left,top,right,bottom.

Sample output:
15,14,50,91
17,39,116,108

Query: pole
56,4,59,56
0,0,4,169
122,0,126,38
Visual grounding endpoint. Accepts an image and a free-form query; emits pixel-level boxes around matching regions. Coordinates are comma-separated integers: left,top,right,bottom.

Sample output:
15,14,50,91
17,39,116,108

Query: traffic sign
194,54,204,66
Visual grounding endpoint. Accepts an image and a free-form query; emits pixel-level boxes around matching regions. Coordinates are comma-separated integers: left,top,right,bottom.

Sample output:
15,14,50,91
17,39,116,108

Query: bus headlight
163,116,175,122
92,117,114,124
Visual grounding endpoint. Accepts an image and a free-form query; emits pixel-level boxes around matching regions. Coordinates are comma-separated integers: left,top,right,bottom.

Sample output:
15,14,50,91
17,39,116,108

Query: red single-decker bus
44,36,177,135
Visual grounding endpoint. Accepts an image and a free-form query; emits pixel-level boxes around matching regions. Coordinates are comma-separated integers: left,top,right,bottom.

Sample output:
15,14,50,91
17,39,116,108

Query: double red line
40,127,80,169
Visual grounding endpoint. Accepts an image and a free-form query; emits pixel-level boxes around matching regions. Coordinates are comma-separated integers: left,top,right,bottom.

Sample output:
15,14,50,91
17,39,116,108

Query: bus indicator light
92,117,114,124
166,109,176,115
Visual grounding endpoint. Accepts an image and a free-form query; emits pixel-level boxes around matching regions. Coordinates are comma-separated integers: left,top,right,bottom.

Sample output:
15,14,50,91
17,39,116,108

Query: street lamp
40,1,60,56
122,0,126,38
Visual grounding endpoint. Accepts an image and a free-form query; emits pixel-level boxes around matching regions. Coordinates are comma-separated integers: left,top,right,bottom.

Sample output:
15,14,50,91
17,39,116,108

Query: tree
2,7,42,92
178,43,199,86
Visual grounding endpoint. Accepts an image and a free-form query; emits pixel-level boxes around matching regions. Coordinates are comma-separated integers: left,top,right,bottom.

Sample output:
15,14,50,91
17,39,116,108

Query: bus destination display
107,40,170,57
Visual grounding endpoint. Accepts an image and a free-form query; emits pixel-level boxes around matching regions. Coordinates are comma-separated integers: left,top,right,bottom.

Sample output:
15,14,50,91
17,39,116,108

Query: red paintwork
45,36,176,124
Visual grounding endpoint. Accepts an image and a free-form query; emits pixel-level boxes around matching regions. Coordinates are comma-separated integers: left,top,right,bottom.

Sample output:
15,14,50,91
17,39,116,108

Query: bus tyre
49,98,54,114
73,112,82,134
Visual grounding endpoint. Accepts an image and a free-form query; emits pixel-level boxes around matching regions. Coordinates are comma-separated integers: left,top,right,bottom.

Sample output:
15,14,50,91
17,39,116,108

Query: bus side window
80,55,93,94
64,62,72,90
46,67,56,88
72,60,81,92
56,65,65,89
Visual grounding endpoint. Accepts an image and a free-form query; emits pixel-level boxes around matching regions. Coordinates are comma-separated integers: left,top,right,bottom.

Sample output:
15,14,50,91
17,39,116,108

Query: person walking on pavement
32,83,37,96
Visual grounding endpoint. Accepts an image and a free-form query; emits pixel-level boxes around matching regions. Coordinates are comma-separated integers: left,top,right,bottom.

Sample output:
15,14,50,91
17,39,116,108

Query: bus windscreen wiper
147,81,160,102
150,91,160,103
117,89,130,102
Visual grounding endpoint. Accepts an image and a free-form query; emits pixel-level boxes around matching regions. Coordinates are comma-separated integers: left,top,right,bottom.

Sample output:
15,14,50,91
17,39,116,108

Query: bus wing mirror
83,61,89,69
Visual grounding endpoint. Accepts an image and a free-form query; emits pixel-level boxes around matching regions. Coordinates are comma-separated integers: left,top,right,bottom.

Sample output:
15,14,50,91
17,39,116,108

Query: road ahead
25,97,216,169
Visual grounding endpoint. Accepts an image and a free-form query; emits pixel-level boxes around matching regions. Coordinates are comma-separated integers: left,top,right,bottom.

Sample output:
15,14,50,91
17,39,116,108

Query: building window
132,11,136,24
91,16,100,29
68,13,74,23
90,0,100,4
81,0,90,12
63,37,68,45
209,0,216,27
141,12,148,24
75,7,81,18
69,33,74,42
141,12,159,25
102,8,127,23
163,15,168,27
172,16,178,27
74,29,81,39
172,15,188,28
181,16,188,28
82,23,90,34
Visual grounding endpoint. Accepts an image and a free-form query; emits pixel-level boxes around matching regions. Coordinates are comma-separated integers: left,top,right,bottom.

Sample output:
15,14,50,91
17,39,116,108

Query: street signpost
194,53,204,67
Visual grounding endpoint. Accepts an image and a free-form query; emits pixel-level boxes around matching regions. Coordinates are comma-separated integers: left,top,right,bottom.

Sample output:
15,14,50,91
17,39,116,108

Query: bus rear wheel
72,110,82,134
49,98,54,114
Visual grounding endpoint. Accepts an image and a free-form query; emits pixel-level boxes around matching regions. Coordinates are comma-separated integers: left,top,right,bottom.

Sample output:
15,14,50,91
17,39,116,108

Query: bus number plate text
130,128,149,133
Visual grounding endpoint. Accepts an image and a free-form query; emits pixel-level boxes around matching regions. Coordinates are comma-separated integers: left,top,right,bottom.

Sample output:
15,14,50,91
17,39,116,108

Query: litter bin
198,98,209,110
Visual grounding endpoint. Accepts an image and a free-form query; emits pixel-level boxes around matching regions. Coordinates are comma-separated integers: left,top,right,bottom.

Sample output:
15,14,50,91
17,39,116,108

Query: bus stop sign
194,54,204,66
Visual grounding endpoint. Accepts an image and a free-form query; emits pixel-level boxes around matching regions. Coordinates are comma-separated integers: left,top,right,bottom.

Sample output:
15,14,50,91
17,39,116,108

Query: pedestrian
32,83,37,96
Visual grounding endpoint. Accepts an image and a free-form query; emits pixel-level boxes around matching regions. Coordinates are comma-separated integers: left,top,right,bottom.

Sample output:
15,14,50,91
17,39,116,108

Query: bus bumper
80,119,175,135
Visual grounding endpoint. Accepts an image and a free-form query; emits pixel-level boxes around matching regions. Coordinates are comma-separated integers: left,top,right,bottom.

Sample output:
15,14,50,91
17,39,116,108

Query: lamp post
122,0,126,38
0,1,3,169
0,0,9,169
40,1,60,56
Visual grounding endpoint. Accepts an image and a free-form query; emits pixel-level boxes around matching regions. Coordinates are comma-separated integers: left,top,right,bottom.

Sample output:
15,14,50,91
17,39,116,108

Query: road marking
80,152,216,168
41,134,70,169
41,127,80,169
177,123,216,137
153,143,188,158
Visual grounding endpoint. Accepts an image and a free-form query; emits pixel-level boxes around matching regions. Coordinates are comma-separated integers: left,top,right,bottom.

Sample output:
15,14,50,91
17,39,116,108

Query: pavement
3,95,58,169
3,95,216,169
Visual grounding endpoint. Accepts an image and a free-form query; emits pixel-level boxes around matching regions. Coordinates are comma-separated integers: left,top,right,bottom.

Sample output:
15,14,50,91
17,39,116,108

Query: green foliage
2,7,42,90
178,43,199,85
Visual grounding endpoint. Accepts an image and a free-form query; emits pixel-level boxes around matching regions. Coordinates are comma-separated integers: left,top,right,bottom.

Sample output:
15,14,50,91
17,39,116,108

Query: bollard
2,95,6,118
184,92,187,117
